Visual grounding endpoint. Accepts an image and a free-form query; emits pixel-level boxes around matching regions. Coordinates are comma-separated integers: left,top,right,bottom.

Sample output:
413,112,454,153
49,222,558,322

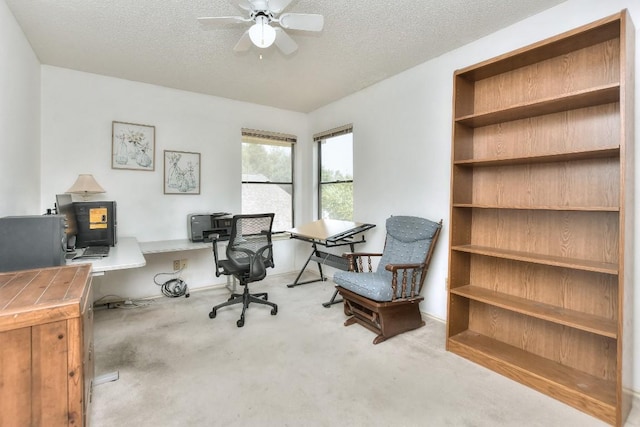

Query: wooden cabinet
0,264,94,427
446,11,634,426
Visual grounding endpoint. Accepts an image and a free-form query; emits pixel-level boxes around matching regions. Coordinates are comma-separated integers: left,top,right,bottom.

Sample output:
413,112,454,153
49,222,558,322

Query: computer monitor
56,193,78,250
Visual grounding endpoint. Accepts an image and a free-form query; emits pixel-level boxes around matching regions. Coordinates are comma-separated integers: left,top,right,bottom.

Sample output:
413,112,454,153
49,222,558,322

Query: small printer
187,213,232,242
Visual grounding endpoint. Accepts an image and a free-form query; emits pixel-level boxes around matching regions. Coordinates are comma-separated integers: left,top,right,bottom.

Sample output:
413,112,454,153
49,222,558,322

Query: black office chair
209,213,278,327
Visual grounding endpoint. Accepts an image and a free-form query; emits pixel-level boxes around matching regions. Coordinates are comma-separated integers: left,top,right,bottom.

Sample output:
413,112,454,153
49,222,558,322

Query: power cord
94,294,126,306
154,268,190,298
94,294,127,309
111,299,153,309
93,294,152,309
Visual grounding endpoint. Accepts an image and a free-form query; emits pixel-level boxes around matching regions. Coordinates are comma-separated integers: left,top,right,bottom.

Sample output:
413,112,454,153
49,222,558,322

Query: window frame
241,128,296,232
315,125,353,221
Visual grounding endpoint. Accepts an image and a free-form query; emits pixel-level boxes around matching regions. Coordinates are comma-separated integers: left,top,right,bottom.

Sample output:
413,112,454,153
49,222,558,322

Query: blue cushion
334,216,440,302
334,270,395,301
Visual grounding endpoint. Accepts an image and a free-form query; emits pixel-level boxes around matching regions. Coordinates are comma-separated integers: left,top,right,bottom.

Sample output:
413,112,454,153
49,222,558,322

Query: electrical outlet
173,259,187,270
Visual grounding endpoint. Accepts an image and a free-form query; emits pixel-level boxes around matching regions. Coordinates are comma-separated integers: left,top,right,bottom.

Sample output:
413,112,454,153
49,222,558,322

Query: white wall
39,67,310,299
0,0,41,216
309,0,640,390
40,67,310,240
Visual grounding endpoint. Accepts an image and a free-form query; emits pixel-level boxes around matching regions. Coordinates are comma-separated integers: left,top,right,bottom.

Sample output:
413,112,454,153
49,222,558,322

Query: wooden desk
288,219,375,307
0,264,94,427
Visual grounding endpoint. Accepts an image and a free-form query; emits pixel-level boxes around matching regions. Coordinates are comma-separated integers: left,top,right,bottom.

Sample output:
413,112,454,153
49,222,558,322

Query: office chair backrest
226,213,275,281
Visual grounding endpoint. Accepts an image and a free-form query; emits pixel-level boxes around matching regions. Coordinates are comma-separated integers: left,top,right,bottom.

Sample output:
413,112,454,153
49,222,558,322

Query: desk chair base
209,285,278,327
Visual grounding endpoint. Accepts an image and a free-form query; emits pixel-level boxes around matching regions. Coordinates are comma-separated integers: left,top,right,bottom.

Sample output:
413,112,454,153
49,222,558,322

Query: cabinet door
32,320,69,426
0,328,31,427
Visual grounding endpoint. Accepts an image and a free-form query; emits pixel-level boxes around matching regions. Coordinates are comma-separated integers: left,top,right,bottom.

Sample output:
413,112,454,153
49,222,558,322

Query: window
315,125,353,221
241,128,295,232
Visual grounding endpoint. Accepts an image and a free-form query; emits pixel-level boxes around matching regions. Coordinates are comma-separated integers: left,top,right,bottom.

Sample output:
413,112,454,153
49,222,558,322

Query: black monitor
56,193,78,250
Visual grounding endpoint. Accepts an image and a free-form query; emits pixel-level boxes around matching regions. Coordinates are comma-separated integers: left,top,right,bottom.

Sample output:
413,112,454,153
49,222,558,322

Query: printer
187,213,232,242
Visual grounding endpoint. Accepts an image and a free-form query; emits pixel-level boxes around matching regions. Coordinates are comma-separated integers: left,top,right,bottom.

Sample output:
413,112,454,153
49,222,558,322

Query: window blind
242,128,297,146
313,124,353,142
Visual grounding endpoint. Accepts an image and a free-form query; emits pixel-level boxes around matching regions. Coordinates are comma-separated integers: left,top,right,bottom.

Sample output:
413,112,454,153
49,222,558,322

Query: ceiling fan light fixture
198,1,322,55
249,15,276,48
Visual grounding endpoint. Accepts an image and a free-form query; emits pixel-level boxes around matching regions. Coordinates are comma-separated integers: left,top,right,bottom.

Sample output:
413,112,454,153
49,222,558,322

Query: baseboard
420,310,445,324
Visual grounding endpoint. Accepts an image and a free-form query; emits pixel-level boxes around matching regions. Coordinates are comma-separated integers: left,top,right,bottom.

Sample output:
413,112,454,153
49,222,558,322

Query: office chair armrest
211,237,224,277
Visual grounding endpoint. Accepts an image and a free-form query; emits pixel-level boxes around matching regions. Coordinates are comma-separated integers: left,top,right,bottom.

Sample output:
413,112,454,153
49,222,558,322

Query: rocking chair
333,216,442,344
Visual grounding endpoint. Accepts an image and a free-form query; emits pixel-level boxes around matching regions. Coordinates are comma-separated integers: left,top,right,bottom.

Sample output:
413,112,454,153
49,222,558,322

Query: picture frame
112,121,156,171
164,150,201,195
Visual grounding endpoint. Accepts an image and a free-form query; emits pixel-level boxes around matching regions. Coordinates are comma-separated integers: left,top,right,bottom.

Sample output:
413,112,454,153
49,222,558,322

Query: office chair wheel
209,310,216,319
237,317,244,328
271,307,277,315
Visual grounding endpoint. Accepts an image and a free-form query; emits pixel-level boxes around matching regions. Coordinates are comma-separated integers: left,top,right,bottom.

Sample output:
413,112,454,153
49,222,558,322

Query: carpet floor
90,272,639,426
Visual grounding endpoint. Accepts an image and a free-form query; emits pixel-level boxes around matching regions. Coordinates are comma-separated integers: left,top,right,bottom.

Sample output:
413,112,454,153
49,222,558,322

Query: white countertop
139,239,212,254
66,236,146,273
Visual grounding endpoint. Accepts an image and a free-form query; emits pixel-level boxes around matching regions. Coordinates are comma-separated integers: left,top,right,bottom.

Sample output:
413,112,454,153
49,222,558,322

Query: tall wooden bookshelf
446,11,634,426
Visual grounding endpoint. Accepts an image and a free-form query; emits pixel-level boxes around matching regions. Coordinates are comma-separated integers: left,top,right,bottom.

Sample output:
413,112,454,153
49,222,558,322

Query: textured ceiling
5,0,567,112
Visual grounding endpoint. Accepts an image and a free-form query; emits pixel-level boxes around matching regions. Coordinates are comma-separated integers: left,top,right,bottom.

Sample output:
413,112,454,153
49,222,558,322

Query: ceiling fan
198,0,324,55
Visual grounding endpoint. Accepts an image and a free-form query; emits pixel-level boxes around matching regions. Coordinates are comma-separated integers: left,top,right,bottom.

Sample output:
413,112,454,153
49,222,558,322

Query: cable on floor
93,294,126,306
111,299,153,309
154,268,190,298
93,294,153,309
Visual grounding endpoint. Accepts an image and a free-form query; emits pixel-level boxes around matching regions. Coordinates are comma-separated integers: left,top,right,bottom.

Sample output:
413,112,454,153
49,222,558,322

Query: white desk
139,238,212,254
139,238,236,292
66,236,146,274
66,236,146,386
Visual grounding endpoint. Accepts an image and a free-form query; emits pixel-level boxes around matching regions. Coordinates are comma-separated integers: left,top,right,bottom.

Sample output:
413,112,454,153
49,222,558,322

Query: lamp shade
67,174,106,197
249,15,276,48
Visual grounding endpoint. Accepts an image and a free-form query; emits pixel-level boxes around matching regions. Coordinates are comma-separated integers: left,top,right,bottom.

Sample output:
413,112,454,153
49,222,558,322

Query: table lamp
67,174,106,200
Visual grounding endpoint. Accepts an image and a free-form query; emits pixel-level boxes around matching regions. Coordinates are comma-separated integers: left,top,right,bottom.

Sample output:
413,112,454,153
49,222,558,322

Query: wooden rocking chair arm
341,252,383,272
341,252,383,259
384,262,425,272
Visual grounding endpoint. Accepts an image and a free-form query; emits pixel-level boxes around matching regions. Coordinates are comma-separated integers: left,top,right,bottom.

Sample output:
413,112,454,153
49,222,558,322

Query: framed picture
164,150,201,195
112,121,155,171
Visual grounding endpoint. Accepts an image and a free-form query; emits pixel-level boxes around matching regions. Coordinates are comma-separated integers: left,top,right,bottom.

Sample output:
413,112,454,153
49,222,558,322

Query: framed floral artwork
164,150,201,195
112,121,155,171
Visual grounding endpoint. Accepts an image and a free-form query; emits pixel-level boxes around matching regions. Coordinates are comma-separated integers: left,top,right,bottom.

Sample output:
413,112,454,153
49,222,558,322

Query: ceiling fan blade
274,28,298,55
267,0,293,13
278,13,324,31
230,0,254,11
234,30,252,52
198,16,249,28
